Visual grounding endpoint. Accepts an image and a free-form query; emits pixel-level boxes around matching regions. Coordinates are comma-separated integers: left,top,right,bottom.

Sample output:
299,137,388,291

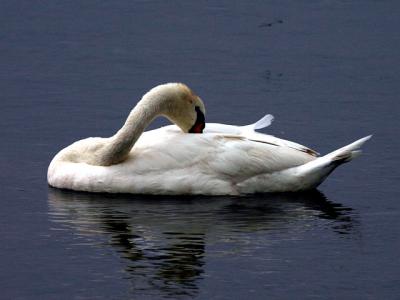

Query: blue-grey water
1,1,399,299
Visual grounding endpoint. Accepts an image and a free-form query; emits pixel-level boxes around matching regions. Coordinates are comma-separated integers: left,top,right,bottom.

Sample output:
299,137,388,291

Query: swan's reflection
48,189,356,298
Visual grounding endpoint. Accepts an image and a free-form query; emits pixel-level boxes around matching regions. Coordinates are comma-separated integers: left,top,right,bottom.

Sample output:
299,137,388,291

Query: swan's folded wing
136,131,314,175
149,126,318,157
207,134,315,180
240,132,319,156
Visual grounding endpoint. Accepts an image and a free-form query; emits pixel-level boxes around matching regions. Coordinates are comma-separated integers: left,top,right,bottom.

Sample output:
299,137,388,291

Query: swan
48,83,371,195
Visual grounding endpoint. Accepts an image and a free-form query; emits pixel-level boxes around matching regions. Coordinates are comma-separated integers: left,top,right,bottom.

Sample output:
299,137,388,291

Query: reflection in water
48,189,356,298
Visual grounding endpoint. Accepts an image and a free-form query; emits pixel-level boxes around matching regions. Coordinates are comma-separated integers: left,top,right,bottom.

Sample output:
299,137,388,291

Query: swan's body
48,83,370,195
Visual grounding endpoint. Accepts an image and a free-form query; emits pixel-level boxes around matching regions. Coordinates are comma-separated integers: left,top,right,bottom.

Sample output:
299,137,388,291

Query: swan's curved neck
99,97,163,166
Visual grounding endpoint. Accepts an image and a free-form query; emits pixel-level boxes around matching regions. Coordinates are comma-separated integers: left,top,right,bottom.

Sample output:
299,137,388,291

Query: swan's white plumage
48,83,370,195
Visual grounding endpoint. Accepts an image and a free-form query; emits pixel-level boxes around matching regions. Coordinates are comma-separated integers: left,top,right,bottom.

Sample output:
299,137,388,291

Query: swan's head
145,83,206,133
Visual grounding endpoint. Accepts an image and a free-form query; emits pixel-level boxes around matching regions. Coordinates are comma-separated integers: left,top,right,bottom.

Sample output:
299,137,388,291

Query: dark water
1,1,399,299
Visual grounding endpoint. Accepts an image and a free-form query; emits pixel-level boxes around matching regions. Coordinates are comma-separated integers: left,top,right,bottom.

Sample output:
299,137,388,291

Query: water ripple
47,188,357,298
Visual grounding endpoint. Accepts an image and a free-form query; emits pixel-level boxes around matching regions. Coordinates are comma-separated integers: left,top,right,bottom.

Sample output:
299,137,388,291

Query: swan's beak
189,107,205,133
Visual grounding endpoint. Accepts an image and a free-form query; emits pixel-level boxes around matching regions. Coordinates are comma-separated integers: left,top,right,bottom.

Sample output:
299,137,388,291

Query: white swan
48,83,371,195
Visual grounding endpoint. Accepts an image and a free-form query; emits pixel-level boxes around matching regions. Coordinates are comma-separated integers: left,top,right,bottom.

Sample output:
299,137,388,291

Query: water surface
1,0,399,299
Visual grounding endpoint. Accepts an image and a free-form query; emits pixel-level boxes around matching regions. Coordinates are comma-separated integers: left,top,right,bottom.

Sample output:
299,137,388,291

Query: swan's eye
189,106,205,133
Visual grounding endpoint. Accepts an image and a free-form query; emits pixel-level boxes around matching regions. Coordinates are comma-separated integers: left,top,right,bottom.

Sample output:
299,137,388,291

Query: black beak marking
189,106,205,133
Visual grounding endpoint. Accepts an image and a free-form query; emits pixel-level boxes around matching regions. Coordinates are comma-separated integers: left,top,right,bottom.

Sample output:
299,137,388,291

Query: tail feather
293,135,372,190
324,135,372,161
